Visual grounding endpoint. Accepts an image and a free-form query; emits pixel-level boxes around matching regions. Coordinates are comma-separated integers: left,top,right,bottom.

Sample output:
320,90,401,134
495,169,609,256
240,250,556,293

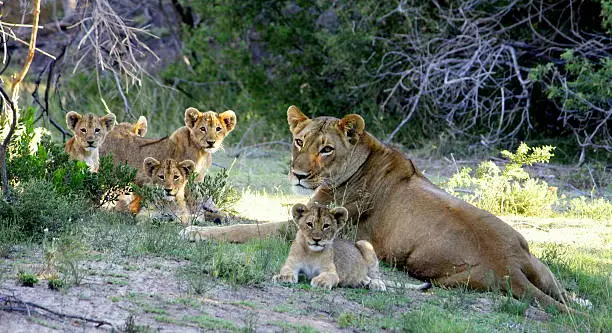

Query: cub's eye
200,127,206,132
306,222,313,229
322,224,330,230
158,175,164,180
216,126,222,132
173,175,180,181
80,128,87,133
94,128,100,133
294,138,303,147
320,146,334,154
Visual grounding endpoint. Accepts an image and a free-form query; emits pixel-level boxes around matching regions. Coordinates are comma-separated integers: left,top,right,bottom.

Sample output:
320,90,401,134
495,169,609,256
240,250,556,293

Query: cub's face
286,105,365,195
184,107,237,152
291,203,348,252
66,112,116,151
114,116,148,137
143,158,196,201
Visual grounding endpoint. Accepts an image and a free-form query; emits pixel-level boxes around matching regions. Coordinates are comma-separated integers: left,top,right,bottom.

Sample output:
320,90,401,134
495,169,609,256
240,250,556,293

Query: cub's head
291,203,348,252
143,157,196,201
66,111,116,151
115,116,148,137
287,105,367,195
184,107,237,152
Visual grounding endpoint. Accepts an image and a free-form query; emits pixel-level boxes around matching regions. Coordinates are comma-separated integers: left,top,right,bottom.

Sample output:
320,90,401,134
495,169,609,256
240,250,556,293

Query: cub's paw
179,226,211,241
368,278,387,291
311,272,339,290
273,273,297,284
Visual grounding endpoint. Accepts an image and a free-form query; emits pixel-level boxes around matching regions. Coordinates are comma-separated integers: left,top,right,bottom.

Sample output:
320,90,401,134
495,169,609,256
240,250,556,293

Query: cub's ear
330,207,349,228
66,111,82,132
178,160,196,177
291,203,308,223
337,114,365,144
184,107,201,128
134,116,148,137
143,157,161,178
287,105,309,133
219,110,237,132
101,113,116,132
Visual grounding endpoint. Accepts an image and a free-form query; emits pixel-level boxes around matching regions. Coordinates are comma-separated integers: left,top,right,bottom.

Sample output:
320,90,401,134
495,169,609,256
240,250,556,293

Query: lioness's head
115,116,148,137
184,107,237,152
287,105,367,195
66,111,116,151
292,203,348,252
143,157,196,201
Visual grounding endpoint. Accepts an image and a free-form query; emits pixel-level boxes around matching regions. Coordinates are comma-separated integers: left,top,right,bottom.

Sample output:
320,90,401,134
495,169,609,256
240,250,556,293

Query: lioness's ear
291,203,308,223
219,110,237,132
66,111,82,132
134,116,148,137
287,105,309,133
143,157,161,178
101,113,116,132
330,207,349,229
337,114,365,144
184,107,200,128
178,160,196,177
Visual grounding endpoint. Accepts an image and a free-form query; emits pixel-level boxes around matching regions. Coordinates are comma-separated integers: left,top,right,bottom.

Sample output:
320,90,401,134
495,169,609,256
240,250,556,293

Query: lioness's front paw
273,273,297,284
368,278,387,291
311,273,339,290
179,225,211,241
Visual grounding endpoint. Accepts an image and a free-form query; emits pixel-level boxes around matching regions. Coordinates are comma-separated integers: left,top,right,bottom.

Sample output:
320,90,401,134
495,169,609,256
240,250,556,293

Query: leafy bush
563,197,612,221
188,164,241,213
445,143,558,216
18,271,39,287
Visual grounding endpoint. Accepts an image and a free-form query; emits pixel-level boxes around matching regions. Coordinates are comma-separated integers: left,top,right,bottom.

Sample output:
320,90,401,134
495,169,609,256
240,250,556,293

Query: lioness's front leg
311,272,340,290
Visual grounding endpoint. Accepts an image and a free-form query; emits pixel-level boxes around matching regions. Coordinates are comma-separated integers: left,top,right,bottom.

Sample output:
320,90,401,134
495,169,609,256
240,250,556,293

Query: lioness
274,203,431,291
64,111,116,172
100,107,236,184
182,105,580,314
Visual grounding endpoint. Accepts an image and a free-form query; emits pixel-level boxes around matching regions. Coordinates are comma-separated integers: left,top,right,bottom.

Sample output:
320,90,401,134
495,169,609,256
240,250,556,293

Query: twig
0,294,114,328
511,222,549,232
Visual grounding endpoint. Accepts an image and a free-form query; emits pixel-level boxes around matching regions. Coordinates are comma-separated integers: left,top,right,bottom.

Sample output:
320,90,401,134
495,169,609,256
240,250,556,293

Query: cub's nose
206,140,216,147
292,171,310,181
164,189,172,195
87,140,95,146
311,237,322,243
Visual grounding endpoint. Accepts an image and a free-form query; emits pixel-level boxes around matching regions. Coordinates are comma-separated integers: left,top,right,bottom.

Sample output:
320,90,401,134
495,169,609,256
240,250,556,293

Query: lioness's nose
292,171,310,180
206,140,216,146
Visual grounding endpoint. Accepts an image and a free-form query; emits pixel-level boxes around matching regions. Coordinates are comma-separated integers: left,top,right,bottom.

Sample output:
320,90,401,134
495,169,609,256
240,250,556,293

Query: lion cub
64,111,116,172
113,116,148,138
274,204,432,291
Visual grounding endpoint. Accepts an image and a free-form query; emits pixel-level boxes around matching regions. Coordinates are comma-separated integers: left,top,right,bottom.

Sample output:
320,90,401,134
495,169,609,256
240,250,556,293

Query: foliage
188,162,241,213
18,271,39,287
563,197,612,221
445,143,558,216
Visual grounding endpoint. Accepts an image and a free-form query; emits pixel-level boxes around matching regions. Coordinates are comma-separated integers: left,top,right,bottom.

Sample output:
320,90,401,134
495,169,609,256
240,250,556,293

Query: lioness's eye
158,175,164,180
323,224,330,230
173,175,179,181
200,127,206,132
94,128,100,133
216,126,222,132
294,139,303,147
306,222,313,228
320,146,334,154
80,128,87,133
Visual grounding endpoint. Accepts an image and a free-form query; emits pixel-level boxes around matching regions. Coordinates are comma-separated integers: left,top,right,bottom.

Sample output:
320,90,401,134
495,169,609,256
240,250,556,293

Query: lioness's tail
181,221,291,243
383,280,432,291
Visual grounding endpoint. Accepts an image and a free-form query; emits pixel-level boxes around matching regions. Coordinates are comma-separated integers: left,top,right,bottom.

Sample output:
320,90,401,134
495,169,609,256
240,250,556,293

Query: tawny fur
64,111,116,173
183,105,579,314
100,107,236,185
112,116,149,138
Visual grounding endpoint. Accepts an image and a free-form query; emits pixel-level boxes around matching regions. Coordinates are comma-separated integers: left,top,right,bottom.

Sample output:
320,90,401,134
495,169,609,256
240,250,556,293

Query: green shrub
444,143,558,216
563,197,612,221
188,163,241,213
18,271,39,287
